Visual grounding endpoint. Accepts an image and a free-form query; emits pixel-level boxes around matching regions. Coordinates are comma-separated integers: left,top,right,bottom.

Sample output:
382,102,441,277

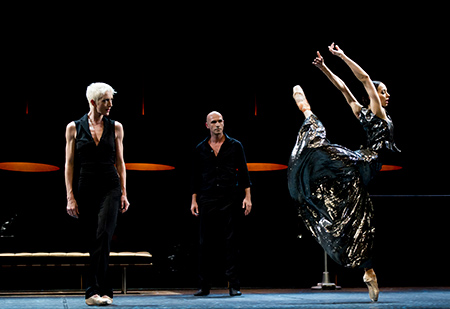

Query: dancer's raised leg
293,85,312,118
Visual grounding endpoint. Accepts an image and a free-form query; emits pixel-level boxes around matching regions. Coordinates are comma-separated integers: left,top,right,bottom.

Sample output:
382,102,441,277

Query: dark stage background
1,12,449,291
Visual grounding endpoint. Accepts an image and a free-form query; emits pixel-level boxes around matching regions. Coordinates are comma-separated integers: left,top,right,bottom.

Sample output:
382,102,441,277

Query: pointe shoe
363,270,379,302
101,295,113,305
293,85,311,113
85,294,108,306
293,85,304,96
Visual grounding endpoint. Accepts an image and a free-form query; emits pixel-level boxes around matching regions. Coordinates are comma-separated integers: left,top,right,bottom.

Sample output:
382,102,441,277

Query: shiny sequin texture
288,109,399,268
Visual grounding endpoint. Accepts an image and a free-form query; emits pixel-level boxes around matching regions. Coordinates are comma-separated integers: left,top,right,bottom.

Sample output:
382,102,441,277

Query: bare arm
242,187,252,216
191,193,199,216
115,122,130,213
65,122,79,218
313,51,362,118
328,43,387,120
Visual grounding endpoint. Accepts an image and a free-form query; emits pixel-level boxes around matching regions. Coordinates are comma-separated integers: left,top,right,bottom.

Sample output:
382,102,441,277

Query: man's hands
242,196,252,216
191,194,199,216
190,192,252,217
191,202,199,217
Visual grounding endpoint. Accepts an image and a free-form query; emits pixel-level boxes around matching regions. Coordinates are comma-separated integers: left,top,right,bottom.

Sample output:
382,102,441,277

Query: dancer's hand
242,196,252,216
328,42,345,58
191,200,199,216
312,51,325,69
120,195,130,213
67,198,79,218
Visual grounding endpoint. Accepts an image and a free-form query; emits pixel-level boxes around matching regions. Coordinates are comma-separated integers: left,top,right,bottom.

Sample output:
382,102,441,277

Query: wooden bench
0,252,152,294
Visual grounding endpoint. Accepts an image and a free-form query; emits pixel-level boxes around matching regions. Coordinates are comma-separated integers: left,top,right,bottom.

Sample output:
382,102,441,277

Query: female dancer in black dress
65,82,130,306
288,44,399,302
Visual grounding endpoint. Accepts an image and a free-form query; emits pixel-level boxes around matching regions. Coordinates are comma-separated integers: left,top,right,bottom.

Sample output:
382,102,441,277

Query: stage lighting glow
125,163,175,171
380,165,403,171
0,162,60,172
247,163,288,172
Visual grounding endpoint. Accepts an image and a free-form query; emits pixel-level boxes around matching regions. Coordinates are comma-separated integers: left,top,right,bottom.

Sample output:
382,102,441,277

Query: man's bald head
206,111,222,123
206,111,224,137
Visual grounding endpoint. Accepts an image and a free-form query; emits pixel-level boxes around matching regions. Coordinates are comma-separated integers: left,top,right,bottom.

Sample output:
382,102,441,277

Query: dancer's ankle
303,110,312,118
364,268,376,278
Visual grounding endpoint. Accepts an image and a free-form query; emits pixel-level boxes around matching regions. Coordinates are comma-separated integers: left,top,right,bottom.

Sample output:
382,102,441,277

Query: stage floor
0,287,449,308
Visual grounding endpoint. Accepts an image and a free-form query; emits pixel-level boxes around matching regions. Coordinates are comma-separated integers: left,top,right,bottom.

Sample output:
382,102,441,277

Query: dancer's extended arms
313,51,362,118
328,43,387,120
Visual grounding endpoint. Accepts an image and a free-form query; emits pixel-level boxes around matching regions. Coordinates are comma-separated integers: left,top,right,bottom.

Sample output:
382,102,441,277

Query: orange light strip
125,163,175,171
247,163,288,172
0,162,60,172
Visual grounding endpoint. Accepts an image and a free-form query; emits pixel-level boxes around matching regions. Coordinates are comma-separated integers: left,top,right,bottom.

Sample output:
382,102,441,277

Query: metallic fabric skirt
288,115,380,268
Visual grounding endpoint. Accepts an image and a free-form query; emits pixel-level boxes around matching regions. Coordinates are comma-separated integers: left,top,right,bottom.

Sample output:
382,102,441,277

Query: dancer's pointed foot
101,296,113,305
85,294,108,306
363,269,379,302
293,85,311,117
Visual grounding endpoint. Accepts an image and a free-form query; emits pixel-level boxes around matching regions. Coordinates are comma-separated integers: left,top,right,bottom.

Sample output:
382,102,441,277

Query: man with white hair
65,82,130,306
191,111,252,297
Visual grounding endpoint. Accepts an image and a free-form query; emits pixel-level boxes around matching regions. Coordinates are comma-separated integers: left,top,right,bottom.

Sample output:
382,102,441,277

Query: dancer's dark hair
372,81,381,91
362,81,382,106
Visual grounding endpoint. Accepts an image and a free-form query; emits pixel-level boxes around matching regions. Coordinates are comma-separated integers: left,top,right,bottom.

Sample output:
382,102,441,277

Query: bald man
191,111,252,297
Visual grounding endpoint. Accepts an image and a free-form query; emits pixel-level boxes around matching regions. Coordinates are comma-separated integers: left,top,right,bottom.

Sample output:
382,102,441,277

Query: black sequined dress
288,108,400,268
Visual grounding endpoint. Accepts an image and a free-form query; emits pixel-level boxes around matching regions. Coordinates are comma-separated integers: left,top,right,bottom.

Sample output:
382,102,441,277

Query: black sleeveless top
74,114,118,184
359,108,400,153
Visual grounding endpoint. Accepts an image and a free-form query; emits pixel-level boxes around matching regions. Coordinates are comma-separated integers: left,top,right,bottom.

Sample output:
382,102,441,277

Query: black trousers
197,192,242,290
78,170,121,299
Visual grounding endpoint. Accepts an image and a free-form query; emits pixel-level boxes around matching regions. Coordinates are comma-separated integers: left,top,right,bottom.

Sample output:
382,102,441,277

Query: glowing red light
380,165,403,171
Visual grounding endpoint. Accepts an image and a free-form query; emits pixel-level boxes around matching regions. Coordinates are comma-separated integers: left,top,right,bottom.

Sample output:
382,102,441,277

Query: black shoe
194,289,210,296
229,288,242,297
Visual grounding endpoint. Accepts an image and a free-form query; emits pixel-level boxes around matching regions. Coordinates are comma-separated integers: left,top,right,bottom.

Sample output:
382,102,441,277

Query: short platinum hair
86,82,116,105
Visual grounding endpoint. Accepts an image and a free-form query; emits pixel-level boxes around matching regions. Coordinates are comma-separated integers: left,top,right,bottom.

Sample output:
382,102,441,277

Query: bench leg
121,266,127,294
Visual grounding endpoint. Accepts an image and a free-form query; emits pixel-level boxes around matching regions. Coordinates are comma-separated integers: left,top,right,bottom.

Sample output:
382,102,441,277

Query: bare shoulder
66,121,76,130
115,121,124,133
66,121,76,138
114,121,124,139
114,121,123,129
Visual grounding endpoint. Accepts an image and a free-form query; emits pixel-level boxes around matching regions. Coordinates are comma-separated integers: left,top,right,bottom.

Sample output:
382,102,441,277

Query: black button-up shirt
192,134,251,196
